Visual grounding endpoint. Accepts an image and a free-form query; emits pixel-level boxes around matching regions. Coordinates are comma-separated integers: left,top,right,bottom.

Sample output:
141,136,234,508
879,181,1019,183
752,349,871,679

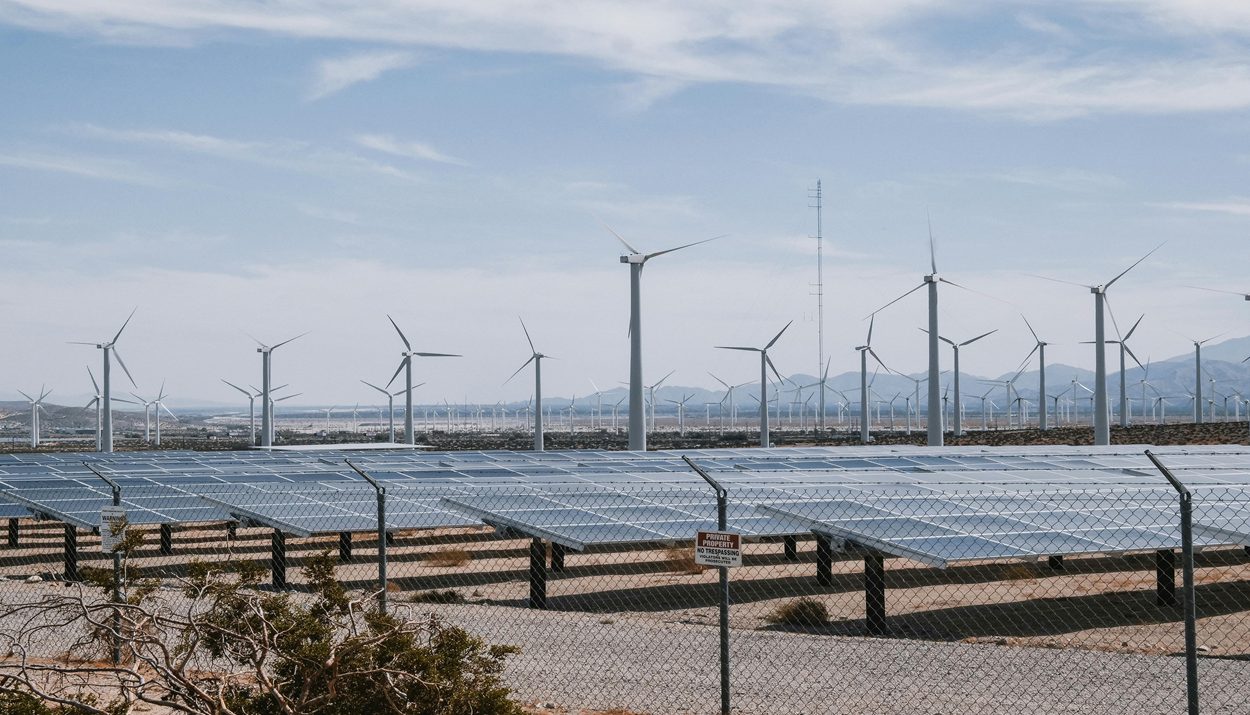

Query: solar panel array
0,445,1248,566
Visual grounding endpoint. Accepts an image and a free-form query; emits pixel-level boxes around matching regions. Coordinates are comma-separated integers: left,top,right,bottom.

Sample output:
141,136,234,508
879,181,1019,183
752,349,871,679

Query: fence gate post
684,456,730,715
1146,451,1199,715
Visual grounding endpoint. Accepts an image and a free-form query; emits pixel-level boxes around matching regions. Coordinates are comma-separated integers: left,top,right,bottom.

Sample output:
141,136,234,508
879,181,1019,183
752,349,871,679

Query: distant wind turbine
70,308,138,453
16,386,51,449
505,317,551,451
854,316,890,444
248,331,306,448
385,315,459,445
923,327,996,437
605,222,722,451
717,321,791,448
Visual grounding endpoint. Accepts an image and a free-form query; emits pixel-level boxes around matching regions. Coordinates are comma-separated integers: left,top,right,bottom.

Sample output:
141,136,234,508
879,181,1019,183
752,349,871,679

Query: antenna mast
810,180,825,432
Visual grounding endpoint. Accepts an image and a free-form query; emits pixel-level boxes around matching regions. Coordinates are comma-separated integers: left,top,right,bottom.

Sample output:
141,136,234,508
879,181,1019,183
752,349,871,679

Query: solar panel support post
1047,554,1064,570
681,456,730,715
529,537,547,609
784,535,798,561
7,518,17,548
84,463,124,666
346,461,389,615
63,525,78,582
270,530,287,590
159,524,173,556
338,532,352,562
865,552,886,636
227,522,237,541
550,542,566,572
1146,451,1199,715
816,537,833,586
1154,549,1177,606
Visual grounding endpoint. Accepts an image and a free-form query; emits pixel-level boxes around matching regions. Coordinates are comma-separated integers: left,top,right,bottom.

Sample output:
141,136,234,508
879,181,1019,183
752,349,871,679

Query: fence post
1146,451,1199,715
683,456,730,715
84,463,123,666
347,461,388,615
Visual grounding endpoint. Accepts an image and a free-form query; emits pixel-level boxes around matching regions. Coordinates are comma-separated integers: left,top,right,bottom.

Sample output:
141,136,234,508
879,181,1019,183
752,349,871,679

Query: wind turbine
1104,312,1145,428
361,379,421,443
716,322,791,448
149,382,176,447
606,223,722,451
249,332,306,448
1186,333,1224,424
221,379,260,445
708,372,749,430
1019,315,1051,430
1030,243,1162,444
384,315,460,445
853,316,890,444
642,370,676,434
16,387,51,448
85,367,135,451
666,393,694,436
505,317,551,451
924,327,996,437
70,309,138,453
869,221,966,446
129,391,154,443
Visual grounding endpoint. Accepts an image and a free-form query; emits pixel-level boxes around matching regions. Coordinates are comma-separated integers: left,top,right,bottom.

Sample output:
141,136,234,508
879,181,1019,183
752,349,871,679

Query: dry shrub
426,548,473,568
766,597,829,627
1004,564,1037,581
664,546,706,575
410,589,466,604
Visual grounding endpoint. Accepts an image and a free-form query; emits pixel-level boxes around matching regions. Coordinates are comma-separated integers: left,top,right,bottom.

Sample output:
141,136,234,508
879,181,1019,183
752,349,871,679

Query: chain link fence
0,468,1248,713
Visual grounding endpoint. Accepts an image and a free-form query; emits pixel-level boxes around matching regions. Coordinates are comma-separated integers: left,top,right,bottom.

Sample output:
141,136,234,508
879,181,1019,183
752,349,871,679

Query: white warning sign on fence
695,530,742,568
100,506,127,553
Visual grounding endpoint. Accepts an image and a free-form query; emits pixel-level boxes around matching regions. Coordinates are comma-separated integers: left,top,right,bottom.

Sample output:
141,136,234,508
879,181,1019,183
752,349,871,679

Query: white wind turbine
221,379,261,445
361,379,422,443
384,315,459,445
665,393,694,436
130,390,154,443
248,332,306,448
853,316,890,444
1030,243,1162,445
85,367,136,451
16,387,51,449
151,382,176,447
642,370,676,434
1185,332,1224,424
716,321,791,448
1104,313,1145,428
1019,315,1052,430
606,223,722,451
505,317,551,451
924,328,996,437
870,222,968,446
708,372,749,430
70,309,139,453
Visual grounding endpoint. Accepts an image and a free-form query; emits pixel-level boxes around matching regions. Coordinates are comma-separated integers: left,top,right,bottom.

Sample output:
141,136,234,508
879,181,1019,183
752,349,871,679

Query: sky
2,0,1250,409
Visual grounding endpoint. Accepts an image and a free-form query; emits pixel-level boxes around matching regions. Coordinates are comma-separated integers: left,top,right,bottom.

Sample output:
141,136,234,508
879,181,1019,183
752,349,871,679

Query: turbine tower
505,317,550,451
385,315,459,445
1031,244,1161,445
854,316,889,444
221,379,260,445
1189,333,1223,424
716,321,791,448
361,379,421,443
927,328,996,437
71,309,138,453
606,223,721,451
1106,314,1145,428
1019,315,1050,430
152,382,176,447
16,387,51,449
250,332,305,448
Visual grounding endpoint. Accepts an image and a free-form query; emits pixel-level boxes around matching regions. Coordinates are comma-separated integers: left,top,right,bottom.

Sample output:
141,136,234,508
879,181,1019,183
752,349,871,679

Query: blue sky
2,1,1249,407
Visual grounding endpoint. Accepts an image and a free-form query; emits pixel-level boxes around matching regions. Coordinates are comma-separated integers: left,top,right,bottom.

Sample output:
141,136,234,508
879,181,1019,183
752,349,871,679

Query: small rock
1197,645,1210,653
25,575,41,583
539,702,558,710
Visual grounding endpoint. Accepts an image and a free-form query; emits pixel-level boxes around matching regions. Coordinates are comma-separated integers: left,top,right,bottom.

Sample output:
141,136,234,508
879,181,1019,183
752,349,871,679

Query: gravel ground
422,603,1250,715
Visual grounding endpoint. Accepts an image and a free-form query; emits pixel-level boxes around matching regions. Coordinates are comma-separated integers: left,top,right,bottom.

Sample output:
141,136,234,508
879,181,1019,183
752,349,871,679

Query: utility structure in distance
809,180,826,432
384,315,459,445
505,317,551,452
607,223,721,452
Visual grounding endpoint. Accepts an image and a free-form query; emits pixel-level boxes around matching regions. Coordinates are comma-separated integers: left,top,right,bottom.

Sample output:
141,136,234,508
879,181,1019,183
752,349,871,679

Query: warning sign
100,506,127,553
695,530,742,568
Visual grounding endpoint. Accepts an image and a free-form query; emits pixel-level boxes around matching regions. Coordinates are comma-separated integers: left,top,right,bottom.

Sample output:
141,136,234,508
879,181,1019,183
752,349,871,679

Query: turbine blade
708,372,729,390
271,332,308,351
765,320,793,350
84,397,98,409
87,366,100,393
866,282,925,319
600,220,640,255
715,346,760,352
765,354,783,383
504,355,537,385
961,329,998,347
112,349,138,388
655,369,676,388
16,390,32,402
1105,242,1164,289
111,307,137,345
360,380,388,396
385,357,408,389
1123,344,1144,370
413,352,461,358
517,315,537,355
1200,332,1227,345
1021,314,1040,343
385,314,413,351
927,214,937,274
221,379,250,396
1025,273,1092,289
1186,284,1250,299
1124,314,1145,341
644,234,725,261
161,404,178,420
866,314,875,346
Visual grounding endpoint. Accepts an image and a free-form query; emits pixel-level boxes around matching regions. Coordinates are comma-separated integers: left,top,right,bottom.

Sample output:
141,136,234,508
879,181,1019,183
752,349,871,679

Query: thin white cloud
1153,199,1250,217
352,133,467,166
308,50,416,100
0,149,162,185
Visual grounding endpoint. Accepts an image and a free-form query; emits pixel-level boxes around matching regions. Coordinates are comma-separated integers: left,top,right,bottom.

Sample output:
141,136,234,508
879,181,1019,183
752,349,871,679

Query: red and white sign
695,530,742,568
